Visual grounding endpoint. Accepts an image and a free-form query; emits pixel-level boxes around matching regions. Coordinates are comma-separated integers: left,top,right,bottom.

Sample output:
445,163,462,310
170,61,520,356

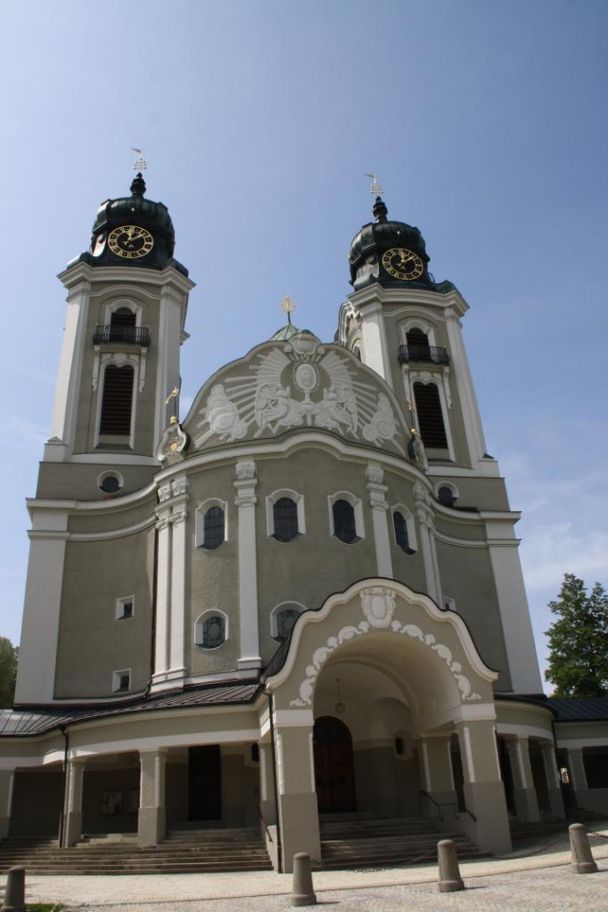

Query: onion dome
71,174,187,275
348,196,431,291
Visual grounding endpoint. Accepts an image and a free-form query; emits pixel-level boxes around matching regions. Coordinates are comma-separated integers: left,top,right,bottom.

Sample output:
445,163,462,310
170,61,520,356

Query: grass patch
26,905,64,912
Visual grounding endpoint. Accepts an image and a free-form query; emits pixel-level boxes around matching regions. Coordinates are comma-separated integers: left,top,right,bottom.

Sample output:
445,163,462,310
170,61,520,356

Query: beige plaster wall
36,463,158,502
54,529,154,698
435,539,511,688
10,769,63,837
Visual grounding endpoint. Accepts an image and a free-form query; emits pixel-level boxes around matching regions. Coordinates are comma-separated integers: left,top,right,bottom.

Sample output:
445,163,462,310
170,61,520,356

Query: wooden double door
313,716,356,813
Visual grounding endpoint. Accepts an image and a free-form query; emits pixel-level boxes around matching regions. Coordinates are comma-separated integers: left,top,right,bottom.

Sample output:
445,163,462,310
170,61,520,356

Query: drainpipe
268,691,283,873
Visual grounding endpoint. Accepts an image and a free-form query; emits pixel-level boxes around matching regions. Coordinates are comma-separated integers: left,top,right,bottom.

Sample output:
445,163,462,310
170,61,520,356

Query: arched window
271,603,303,642
413,381,448,449
194,611,227,649
273,497,299,542
406,327,431,361
99,363,134,436
437,485,457,507
393,511,415,554
333,499,357,544
202,506,225,549
109,307,137,342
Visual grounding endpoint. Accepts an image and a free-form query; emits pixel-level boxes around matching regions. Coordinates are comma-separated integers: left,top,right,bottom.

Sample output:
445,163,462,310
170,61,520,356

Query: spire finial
365,173,388,223
132,147,148,172
130,172,146,197
281,295,296,325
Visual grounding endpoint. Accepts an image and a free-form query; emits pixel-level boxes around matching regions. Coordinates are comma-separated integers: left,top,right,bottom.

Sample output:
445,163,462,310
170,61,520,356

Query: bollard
437,839,465,892
291,852,317,906
569,823,598,874
1,865,26,912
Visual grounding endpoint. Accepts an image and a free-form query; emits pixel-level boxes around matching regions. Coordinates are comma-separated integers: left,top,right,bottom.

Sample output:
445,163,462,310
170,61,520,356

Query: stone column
274,710,320,872
454,720,511,855
259,741,277,826
0,770,15,840
63,759,85,847
234,460,262,670
138,749,167,846
505,736,540,822
540,741,565,818
566,747,587,804
420,736,458,818
414,483,442,606
366,462,393,578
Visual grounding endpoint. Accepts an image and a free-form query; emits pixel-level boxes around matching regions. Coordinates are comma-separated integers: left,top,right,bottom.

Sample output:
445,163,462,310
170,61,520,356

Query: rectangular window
116,596,135,620
112,669,131,692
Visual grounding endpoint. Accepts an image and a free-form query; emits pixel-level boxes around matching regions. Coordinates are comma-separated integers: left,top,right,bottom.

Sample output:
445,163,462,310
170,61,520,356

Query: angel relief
193,341,405,454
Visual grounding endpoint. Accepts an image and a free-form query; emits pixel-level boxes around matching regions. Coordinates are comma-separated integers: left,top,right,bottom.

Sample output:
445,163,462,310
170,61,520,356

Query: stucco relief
192,339,406,455
290,589,482,707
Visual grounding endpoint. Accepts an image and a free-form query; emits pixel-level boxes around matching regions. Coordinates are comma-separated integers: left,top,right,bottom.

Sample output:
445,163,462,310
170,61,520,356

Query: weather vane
365,172,384,196
132,147,148,171
281,295,296,324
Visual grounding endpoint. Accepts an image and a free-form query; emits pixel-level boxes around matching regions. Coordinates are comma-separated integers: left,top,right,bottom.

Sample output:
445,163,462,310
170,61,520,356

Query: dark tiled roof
0,681,261,738
548,695,608,722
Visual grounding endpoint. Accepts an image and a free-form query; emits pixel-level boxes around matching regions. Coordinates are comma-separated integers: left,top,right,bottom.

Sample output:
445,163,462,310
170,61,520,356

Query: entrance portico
265,578,512,871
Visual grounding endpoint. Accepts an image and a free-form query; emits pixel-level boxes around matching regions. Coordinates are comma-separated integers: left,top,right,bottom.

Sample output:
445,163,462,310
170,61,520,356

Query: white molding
234,461,261,668
273,709,314,728
366,462,392,577
69,517,155,542
399,317,438,349
112,668,132,693
496,723,553,741
69,729,259,759
556,737,608,749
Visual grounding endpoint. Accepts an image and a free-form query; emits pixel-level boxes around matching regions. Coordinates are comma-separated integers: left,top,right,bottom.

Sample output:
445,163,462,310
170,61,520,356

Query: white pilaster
444,309,487,464
365,462,393,578
413,483,442,606
51,273,91,454
358,300,393,388
154,281,187,452
234,460,262,670
152,511,172,684
168,483,188,680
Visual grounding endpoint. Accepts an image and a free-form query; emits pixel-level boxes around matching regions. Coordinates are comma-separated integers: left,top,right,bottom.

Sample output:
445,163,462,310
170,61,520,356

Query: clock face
108,225,154,259
381,247,424,281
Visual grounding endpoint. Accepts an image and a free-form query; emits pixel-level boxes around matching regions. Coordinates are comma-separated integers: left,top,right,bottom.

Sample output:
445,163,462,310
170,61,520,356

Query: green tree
545,574,608,697
0,637,18,708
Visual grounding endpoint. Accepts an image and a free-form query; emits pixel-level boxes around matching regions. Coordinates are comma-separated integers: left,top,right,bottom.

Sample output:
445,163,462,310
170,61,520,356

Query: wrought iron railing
398,344,449,365
93,325,151,346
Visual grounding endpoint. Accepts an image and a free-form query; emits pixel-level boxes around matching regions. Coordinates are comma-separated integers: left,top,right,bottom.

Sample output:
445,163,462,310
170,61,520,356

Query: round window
100,474,122,494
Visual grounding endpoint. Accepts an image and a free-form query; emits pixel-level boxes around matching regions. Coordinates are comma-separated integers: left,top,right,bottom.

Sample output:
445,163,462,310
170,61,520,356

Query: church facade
1,175,603,871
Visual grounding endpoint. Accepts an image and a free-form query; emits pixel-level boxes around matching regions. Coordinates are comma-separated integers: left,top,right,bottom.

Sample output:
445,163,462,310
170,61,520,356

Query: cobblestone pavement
67,863,608,912
1,824,607,912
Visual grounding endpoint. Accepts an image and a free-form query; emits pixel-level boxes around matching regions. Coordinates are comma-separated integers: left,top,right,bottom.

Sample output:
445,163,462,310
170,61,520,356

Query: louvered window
333,499,357,544
413,382,448,448
273,497,299,542
110,307,136,328
203,506,225,550
100,364,134,435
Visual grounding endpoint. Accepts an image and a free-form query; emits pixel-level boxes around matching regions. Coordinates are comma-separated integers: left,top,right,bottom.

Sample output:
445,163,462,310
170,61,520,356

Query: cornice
57,261,195,293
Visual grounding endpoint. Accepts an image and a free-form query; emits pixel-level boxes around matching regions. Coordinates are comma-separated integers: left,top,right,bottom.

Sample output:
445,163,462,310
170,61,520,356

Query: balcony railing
93,325,151,347
398,344,449,365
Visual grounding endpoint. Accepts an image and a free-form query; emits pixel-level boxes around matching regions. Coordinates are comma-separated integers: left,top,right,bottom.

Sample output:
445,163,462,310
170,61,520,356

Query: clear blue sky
1,0,606,689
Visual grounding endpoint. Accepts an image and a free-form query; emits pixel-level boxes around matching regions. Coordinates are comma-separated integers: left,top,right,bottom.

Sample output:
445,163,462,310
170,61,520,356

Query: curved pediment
182,333,412,458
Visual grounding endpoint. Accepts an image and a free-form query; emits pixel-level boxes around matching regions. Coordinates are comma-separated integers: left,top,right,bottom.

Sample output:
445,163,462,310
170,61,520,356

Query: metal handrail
419,789,476,823
93,325,151,346
398,344,449,365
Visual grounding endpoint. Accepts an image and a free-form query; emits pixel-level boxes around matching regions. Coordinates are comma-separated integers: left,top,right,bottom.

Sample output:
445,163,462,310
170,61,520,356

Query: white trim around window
195,498,228,549
115,595,135,620
194,609,229,650
270,601,306,641
112,668,132,693
265,489,306,538
390,503,417,553
327,491,365,540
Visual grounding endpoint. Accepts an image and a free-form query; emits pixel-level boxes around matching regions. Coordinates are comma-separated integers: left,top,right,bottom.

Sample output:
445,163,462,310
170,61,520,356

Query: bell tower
45,172,194,484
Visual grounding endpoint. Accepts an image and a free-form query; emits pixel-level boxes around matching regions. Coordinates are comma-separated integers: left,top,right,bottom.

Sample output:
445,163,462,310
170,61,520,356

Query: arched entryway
313,716,356,813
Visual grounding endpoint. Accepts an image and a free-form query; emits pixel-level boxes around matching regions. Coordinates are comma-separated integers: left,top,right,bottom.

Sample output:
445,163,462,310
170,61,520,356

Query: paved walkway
1,823,607,911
